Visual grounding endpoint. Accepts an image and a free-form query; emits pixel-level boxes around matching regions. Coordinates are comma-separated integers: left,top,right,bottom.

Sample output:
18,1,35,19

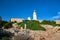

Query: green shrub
18,20,46,31
2,37,10,40
4,23,12,29
41,20,57,26
18,22,25,28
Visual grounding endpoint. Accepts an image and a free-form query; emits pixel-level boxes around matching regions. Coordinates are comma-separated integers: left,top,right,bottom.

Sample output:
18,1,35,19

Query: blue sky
0,0,60,21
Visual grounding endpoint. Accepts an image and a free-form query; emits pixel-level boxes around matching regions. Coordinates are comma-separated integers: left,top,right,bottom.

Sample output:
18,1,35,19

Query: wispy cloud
50,12,60,20
58,12,60,15
52,16,60,19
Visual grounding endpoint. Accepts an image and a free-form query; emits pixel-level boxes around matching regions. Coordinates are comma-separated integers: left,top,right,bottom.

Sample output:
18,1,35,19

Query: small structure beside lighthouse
27,17,31,20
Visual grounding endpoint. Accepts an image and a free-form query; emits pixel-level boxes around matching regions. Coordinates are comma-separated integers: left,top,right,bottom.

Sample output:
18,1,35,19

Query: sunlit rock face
10,25,60,40
26,25,60,40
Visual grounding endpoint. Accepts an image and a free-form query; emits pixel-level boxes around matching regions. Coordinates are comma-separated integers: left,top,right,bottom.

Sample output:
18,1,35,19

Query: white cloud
52,16,60,19
58,12,60,14
50,12,60,20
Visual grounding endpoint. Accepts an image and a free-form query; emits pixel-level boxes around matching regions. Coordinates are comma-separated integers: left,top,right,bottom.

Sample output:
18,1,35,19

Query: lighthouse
33,10,37,20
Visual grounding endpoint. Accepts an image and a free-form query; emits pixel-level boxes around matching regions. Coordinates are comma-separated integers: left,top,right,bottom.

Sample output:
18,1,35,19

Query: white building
27,17,31,20
33,10,37,20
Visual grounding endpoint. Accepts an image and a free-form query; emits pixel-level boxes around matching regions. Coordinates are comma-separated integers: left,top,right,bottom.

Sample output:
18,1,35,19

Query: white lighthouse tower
33,10,37,20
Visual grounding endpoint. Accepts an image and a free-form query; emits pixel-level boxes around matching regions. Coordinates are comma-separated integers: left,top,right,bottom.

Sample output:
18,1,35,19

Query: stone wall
11,18,23,23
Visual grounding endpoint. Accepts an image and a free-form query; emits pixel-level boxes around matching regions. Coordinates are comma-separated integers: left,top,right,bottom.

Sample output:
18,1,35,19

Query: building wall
39,20,43,23
55,20,60,24
11,18,60,24
11,18,23,23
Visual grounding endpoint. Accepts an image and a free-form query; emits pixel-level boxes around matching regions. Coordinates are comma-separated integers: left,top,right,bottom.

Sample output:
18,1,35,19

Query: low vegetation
41,20,60,26
18,20,46,31
2,37,10,40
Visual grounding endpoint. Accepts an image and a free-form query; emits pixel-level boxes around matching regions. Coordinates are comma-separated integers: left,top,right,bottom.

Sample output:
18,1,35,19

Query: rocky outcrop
9,25,60,40
28,25,60,40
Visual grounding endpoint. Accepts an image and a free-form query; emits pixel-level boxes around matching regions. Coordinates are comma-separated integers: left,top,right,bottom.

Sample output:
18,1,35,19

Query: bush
2,37,10,40
2,21,8,26
4,23,12,29
56,24,60,26
18,22,25,28
26,20,46,31
41,20,56,26
18,20,46,31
